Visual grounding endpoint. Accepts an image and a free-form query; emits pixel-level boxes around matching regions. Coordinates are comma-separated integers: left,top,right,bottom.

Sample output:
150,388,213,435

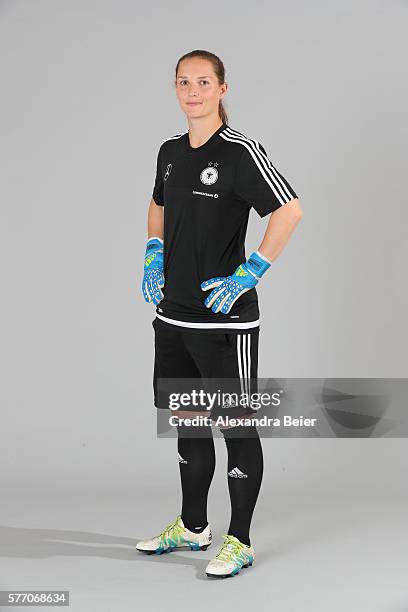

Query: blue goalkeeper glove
201,251,271,314
142,237,165,305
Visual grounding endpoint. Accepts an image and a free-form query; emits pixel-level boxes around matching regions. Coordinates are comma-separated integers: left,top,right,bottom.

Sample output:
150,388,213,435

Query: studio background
1,1,406,611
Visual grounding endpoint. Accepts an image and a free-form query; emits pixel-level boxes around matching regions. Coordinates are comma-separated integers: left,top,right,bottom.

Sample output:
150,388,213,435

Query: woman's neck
187,117,223,149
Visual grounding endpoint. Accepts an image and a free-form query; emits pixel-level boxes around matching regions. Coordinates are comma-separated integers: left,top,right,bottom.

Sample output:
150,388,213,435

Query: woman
137,49,302,578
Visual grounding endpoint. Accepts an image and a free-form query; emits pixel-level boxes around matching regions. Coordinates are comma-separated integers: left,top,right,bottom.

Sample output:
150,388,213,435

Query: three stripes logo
234,264,248,277
236,334,252,409
228,467,248,478
144,252,158,268
219,126,295,207
178,452,188,464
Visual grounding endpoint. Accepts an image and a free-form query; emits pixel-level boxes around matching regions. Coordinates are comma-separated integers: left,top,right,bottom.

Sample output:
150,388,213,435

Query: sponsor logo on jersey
200,161,219,185
164,163,172,181
192,190,219,198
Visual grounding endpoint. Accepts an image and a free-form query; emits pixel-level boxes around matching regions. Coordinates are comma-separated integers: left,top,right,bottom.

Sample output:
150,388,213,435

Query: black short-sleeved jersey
151,122,298,333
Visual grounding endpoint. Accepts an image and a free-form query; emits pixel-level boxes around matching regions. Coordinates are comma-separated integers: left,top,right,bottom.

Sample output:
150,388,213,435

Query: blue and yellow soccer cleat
205,534,254,578
136,515,212,555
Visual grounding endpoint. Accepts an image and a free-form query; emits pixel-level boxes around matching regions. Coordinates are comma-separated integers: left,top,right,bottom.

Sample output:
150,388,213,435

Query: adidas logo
178,452,188,464
228,467,248,478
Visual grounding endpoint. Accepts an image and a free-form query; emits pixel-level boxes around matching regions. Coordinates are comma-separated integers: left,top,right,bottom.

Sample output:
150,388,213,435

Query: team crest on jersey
200,162,219,185
164,163,172,181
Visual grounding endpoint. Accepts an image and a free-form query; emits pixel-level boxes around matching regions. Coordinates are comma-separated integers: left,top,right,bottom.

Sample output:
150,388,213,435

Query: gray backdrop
1,1,407,611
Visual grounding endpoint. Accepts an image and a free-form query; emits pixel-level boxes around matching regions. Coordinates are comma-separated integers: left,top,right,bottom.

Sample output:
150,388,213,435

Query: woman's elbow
281,197,303,222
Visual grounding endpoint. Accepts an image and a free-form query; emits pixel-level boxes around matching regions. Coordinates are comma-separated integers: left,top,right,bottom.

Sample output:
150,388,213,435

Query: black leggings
177,423,263,547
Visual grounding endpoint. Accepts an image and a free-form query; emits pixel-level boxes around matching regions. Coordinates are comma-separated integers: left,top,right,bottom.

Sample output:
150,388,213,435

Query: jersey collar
184,122,227,154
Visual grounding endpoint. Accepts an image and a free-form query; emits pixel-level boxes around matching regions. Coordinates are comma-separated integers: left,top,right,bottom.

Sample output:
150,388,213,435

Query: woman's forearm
148,198,164,240
257,198,303,263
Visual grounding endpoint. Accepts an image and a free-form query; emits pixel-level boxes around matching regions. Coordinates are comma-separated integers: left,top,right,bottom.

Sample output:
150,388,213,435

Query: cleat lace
215,534,248,564
157,516,185,546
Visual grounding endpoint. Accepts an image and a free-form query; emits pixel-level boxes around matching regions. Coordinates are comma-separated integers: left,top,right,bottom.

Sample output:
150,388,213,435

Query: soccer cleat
136,515,212,555
205,534,254,578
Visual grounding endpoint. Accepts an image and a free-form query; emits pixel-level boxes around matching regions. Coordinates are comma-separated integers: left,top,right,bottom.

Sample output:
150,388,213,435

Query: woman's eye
178,79,209,86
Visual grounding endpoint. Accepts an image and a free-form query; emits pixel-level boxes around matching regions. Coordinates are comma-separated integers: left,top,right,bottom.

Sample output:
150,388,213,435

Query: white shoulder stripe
229,126,295,203
225,127,293,202
220,128,293,204
220,127,294,206
163,131,187,142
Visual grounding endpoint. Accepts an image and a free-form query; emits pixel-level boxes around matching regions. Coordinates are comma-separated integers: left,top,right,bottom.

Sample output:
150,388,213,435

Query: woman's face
175,58,227,120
